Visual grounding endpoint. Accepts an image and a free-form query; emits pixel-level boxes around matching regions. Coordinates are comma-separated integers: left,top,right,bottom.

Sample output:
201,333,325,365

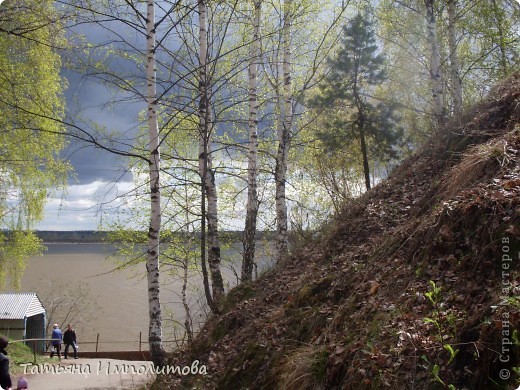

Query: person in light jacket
49,324,62,359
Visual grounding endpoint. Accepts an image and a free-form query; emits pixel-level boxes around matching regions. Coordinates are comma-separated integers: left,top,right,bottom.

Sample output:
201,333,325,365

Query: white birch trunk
447,0,463,117
275,0,292,263
425,0,445,126
491,0,509,74
206,143,224,303
198,0,213,312
198,0,224,307
242,0,262,282
145,0,163,366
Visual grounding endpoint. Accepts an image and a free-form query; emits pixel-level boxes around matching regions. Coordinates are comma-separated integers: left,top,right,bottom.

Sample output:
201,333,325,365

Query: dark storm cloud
63,143,130,184
35,2,150,229
62,69,144,185
61,14,146,186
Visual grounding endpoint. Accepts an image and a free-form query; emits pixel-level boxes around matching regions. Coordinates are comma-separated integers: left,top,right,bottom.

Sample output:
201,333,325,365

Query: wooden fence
10,333,182,361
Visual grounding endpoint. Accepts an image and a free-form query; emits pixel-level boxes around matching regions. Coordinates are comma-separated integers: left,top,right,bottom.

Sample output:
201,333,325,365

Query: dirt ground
12,358,154,390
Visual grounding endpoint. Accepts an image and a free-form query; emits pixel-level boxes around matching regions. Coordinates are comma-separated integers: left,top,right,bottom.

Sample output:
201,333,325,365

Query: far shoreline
33,230,275,244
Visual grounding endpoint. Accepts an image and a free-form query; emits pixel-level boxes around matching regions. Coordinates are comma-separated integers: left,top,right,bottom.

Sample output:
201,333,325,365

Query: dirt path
13,358,155,390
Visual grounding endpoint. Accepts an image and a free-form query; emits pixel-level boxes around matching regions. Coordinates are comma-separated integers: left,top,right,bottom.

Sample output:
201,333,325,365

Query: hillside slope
160,74,520,389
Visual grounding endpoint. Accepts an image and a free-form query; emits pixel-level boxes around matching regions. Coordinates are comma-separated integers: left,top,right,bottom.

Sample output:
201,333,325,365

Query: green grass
2,336,48,375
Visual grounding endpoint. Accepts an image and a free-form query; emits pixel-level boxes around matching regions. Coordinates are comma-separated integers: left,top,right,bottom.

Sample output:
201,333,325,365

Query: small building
0,292,46,353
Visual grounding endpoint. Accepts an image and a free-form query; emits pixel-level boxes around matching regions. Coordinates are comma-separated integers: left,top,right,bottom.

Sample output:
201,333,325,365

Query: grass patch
279,346,329,390
3,337,47,375
218,342,276,389
220,282,257,313
293,275,335,308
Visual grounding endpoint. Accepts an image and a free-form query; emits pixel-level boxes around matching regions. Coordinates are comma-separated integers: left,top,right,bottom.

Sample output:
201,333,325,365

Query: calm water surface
20,242,264,351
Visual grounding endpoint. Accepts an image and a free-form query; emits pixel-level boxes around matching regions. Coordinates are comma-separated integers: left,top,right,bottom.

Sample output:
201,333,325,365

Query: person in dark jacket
63,324,78,359
49,324,62,359
0,336,12,390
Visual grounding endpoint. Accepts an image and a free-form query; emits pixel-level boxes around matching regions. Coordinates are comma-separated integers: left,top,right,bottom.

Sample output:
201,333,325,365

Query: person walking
0,336,12,390
49,324,62,359
63,324,78,359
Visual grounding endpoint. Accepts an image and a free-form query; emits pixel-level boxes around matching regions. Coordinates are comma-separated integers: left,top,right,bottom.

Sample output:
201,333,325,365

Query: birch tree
491,0,510,75
150,0,245,310
145,0,165,366
58,0,202,366
273,0,293,263
242,0,262,281
260,0,348,263
377,0,518,139
424,0,445,126
197,0,225,309
447,0,462,117
461,0,519,89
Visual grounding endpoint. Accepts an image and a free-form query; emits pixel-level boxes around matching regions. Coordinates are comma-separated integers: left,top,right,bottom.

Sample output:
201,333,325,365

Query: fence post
139,332,142,354
95,333,100,356
33,340,36,364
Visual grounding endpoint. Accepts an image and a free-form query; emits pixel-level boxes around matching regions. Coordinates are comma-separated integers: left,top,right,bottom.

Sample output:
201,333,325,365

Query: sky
30,0,217,231
27,0,518,232
33,2,236,231
34,75,141,231
34,20,144,231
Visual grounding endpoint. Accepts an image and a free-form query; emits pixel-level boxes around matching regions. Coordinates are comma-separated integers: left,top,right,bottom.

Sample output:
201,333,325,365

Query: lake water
19,242,273,352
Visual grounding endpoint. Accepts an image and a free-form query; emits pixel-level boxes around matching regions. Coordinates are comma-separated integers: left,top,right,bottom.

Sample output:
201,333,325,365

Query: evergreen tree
311,13,402,190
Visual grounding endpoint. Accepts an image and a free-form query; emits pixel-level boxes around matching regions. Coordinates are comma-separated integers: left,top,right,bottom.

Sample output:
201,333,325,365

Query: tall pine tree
311,13,401,190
